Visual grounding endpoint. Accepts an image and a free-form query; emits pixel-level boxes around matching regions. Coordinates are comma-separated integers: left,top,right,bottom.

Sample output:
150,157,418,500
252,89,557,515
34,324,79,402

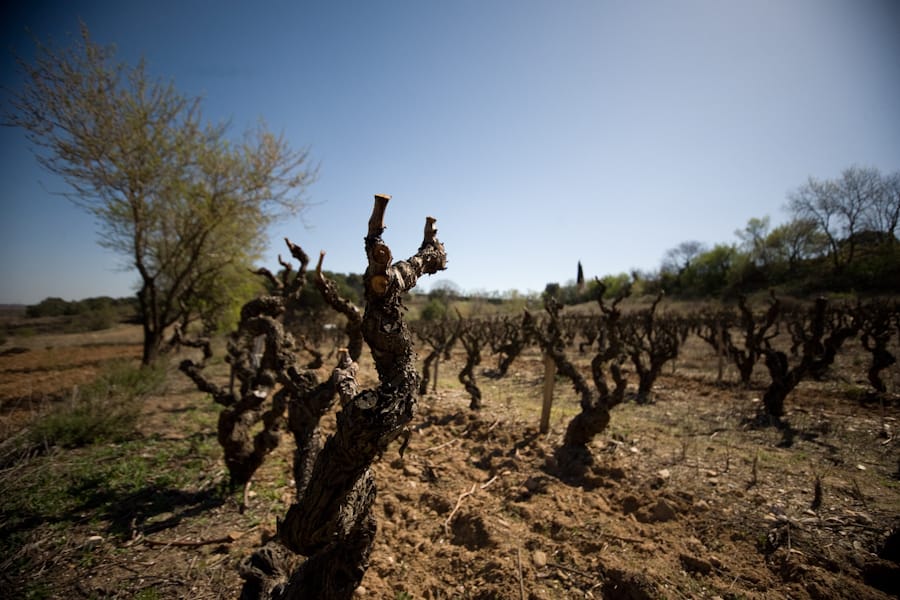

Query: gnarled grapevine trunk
621,293,682,404
413,316,460,395
178,240,312,503
857,300,898,394
761,297,858,420
526,290,628,476
458,316,486,410
248,194,446,599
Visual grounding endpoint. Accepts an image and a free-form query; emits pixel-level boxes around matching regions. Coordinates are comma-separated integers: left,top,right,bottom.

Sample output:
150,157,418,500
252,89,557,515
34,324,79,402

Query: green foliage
542,282,561,301
598,273,632,300
23,296,139,333
281,270,364,341
666,244,737,297
192,266,266,335
1,410,221,587
25,297,71,318
6,24,316,364
420,298,448,321
27,361,165,449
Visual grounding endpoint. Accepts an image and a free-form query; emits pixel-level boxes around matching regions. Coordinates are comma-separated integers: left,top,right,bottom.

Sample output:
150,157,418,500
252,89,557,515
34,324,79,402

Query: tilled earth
1,330,899,599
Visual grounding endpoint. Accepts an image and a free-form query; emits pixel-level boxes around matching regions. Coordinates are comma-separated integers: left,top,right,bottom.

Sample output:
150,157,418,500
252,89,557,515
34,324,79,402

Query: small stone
852,512,873,525
524,477,544,492
679,553,713,575
657,468,671,480
622,495,641,515
83,535,103,550
353,586,367,597
532,550,548,568
650,499,678,522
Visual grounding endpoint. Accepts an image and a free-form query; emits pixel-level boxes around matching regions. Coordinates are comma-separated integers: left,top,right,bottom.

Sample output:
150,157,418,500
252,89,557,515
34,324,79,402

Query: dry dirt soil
1,325,899,599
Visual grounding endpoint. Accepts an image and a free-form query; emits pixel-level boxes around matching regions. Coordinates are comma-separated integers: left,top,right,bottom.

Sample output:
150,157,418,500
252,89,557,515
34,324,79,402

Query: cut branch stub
423,216,437,244
368,193,391,237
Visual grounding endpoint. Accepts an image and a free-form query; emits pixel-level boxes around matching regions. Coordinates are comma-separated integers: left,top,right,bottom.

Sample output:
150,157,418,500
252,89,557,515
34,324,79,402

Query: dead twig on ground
516,547,525,600
444,483,477,533
598,532,645,545
423,438,459,453
480,475,499,490
142,529,249,548
549,562,594,579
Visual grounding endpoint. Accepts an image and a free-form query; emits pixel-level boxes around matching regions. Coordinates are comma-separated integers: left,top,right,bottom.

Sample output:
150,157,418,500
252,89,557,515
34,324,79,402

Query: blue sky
1,1,898,304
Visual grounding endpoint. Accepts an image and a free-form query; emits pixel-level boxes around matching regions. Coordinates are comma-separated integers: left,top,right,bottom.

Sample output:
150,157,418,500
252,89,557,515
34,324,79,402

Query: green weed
27,361,165,449
133,588,163,600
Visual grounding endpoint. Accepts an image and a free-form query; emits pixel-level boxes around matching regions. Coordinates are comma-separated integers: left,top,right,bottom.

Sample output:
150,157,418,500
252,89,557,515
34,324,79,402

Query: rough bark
761,297,858,420
695,294,780,386
621,293,681,404
525,289,627,476
485,314,532,378
412,316,460,395
458,316,486,410
178,239,314,499
857,300,898,394
269,194,447,599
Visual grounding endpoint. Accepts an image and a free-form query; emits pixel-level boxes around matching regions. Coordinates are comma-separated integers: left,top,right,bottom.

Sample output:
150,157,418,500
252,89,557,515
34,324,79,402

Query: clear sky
1,1,898,305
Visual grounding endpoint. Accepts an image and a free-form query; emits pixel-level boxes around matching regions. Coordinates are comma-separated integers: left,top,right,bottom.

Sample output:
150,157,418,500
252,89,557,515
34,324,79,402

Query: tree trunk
141,322,163,366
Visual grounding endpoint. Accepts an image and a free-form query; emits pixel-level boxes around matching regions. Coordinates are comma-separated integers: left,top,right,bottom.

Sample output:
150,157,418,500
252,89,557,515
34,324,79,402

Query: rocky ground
1,326,899,599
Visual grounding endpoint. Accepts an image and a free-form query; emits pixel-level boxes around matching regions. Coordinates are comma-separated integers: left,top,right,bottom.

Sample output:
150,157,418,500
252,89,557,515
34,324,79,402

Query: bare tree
788,166,882,274
661,240,707,276
314,252,364,361
3,24,315,364
864,170,900,246
484,314,532,378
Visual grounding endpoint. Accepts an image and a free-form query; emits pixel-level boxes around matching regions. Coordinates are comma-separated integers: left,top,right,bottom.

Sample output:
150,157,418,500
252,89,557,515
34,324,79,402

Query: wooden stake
540,353,556,434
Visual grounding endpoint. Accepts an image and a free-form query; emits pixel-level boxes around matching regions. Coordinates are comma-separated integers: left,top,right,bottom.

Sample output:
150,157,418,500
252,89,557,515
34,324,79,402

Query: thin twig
851,477,868,509
444,483,477,532
598,532,645,544
549,562,594,579
423,438,459,453
480,475,499,490
143,530,248,548
516,547,525,600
